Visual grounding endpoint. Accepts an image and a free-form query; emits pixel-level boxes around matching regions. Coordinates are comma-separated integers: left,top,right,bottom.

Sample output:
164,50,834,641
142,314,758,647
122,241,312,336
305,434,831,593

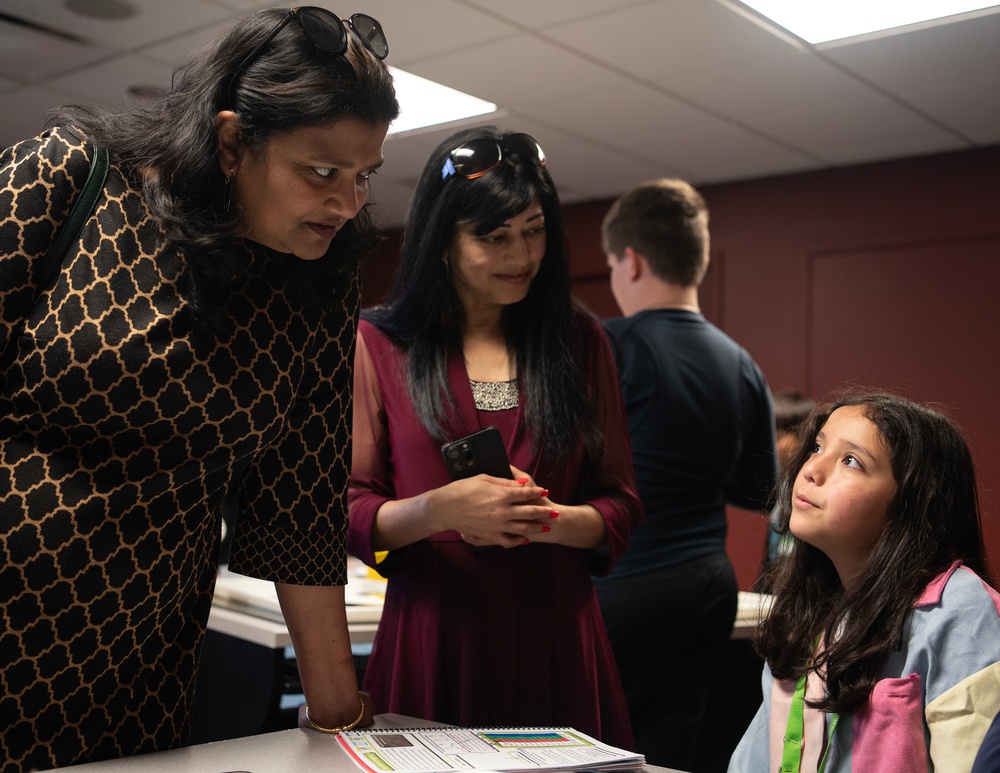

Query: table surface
60,714,688,773
209,566,772,647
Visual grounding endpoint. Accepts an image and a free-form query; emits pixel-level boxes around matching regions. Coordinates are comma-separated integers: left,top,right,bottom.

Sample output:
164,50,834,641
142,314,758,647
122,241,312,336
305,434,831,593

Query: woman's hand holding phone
451,465,557,548
425,471,549,548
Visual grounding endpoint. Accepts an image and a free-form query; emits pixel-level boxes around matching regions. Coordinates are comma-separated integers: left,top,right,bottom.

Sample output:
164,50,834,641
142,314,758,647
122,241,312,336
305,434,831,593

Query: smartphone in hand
441,427,513,481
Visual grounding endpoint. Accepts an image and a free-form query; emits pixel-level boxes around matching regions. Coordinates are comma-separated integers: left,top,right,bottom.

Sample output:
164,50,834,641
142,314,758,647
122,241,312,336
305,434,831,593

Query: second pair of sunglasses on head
441,133,547,181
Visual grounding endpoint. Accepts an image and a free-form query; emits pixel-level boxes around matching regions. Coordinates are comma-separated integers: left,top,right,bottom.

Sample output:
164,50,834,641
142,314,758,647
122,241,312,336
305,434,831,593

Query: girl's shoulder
905,564,1000,728
916,562,1000,616
904,563,1000,679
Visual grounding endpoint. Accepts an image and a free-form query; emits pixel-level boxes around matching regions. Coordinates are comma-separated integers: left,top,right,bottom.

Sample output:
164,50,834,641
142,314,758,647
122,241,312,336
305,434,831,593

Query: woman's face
790,405,897,586
448,196,546,317
231,116,388,260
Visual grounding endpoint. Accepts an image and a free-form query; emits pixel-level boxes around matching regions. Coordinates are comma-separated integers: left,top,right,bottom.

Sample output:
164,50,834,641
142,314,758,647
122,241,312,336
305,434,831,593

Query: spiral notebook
336,726,645,773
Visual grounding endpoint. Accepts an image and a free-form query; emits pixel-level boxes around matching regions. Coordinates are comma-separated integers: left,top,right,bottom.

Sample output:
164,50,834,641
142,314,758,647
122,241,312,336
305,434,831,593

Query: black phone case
441,427,513,480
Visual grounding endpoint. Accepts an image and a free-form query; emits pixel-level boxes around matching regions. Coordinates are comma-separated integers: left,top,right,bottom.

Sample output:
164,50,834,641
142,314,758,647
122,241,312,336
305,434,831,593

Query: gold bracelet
304,694,366,734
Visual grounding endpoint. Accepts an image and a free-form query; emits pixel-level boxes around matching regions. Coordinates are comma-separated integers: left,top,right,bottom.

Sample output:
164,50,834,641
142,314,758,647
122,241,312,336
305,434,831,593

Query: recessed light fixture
738,0,1000,44
388,67,497,136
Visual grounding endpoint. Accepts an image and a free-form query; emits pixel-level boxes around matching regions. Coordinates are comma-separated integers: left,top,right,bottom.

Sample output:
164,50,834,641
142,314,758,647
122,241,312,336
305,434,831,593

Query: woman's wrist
304,691,367,734
372,492,442,551
418,487,445,534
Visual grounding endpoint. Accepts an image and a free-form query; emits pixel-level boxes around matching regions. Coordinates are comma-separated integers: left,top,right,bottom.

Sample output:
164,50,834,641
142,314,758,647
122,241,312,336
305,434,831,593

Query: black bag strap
36,143,109,296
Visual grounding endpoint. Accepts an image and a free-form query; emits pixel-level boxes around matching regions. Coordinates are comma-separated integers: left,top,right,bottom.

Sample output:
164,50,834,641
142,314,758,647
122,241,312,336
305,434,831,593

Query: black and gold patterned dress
0,127,355,770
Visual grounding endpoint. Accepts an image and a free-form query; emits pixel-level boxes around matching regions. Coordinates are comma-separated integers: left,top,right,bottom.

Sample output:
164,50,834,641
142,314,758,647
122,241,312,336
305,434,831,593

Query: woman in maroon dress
348,127,642,748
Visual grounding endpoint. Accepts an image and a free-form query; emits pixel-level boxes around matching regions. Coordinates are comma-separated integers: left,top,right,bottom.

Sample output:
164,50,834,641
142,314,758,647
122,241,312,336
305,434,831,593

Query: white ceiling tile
663,49,880,125
0,20,116,82
914,79,1000,146
463,0,651,29
0,85,89,147
544,0,806,83
0,0,232,48
530,80,816,169
822,12,1000,146
46,55,174,107
350,0,521,65
821,12,1000,96
753,98,969,166
407,35,634,115
654,123,824,183
140,18,238,69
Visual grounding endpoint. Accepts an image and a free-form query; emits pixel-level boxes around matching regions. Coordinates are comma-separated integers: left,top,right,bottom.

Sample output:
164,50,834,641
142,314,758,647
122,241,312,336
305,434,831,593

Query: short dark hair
601,178,709,287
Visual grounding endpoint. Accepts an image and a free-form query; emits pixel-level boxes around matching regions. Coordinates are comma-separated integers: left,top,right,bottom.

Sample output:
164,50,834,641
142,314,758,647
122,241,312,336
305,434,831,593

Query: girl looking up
730,393,1000,773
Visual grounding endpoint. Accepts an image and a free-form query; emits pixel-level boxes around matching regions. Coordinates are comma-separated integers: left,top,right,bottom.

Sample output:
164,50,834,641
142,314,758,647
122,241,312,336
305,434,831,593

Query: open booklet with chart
336,726,645,773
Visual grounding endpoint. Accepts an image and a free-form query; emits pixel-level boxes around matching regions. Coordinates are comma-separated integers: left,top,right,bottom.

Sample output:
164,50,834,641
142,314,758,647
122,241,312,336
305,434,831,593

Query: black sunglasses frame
440,133,547,182
225,7,388,110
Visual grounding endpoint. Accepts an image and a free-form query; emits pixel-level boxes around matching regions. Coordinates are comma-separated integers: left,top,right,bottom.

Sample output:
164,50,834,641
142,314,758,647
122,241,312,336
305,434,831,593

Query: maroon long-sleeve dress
348,316,642,749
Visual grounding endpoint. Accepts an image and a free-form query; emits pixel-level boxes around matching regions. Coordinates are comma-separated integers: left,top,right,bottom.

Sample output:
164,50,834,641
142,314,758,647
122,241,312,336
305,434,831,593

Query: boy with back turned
594,178,777,769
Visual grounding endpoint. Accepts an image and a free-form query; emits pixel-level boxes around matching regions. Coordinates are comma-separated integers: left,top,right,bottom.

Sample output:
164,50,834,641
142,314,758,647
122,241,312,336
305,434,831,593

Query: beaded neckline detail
470,379,519,411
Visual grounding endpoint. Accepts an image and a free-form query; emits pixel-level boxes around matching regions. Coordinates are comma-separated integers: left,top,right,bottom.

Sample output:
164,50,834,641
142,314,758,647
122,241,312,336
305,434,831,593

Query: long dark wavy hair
52,7,398,334
756,392,992,713
364,126,600,464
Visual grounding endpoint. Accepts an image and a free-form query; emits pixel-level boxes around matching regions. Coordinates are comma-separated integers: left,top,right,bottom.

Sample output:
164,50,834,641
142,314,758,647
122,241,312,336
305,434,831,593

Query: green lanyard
779,674,808,773
780,673,839,773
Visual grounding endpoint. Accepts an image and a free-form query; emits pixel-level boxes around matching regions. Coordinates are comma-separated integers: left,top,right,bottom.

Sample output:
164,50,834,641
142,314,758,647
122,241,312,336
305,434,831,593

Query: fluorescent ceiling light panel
739,0,1000,43
388,67,497,135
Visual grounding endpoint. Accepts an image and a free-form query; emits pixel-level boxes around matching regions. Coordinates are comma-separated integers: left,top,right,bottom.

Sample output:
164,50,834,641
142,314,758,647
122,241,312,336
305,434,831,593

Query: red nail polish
541,525,552,533
516,477,530,485
542,489,549,497
549,510,559,518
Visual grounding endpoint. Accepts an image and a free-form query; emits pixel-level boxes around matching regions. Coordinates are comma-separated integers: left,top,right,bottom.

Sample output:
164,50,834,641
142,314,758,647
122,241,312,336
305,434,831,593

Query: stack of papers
337,726,645,773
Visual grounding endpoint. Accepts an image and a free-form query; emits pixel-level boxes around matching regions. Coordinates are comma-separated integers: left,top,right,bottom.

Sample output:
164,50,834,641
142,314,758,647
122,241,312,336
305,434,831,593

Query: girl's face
790,405,898,587
448,197,546,318
232,116,388,260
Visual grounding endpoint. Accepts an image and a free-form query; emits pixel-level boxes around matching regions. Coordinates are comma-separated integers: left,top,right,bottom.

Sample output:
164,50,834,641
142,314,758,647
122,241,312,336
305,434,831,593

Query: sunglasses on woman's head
440,133,547,181
225,7,388,110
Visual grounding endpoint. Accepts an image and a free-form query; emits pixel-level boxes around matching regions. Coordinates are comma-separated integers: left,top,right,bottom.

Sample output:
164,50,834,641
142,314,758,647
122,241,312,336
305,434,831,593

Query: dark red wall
363,144,1000,591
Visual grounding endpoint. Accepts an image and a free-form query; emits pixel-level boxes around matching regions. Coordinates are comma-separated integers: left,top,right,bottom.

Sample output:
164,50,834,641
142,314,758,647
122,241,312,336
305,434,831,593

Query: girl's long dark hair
52,7,398,334
755,392,991,713
364,126,599,464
